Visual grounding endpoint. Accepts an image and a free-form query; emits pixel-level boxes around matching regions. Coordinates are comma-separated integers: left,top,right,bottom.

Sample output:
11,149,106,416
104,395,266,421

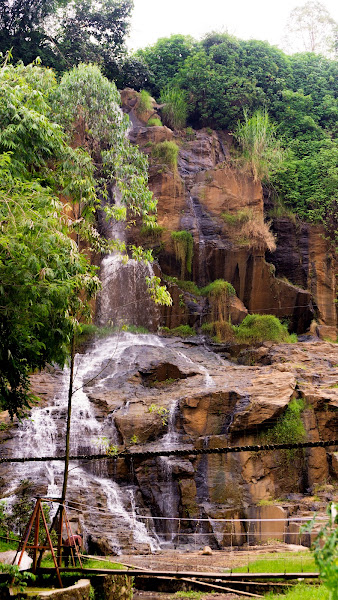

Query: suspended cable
1,438,337,463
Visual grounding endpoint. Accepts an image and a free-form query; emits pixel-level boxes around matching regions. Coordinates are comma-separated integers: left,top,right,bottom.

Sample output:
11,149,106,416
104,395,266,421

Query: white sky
127,0,338,50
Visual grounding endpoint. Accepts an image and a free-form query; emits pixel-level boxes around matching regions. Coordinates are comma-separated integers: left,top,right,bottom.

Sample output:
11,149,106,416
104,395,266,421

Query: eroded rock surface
1,334,337,553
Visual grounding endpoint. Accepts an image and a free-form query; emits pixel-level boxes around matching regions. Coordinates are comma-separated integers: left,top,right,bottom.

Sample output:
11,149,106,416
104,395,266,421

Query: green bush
201,279,236,333
160,85,188,129
234,314,296,344
137,89,152,114
152,140,179,169
161,325,196,337
201,279,236,298
171,230,194,279
147,117,162,126
262,398,306,446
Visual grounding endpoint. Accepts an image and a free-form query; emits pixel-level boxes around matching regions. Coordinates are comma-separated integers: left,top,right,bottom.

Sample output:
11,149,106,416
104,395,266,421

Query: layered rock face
122,89,337,338
1,334,337,552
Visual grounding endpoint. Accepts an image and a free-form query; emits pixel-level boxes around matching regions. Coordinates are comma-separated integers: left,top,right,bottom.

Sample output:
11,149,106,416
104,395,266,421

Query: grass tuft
152,140,179,170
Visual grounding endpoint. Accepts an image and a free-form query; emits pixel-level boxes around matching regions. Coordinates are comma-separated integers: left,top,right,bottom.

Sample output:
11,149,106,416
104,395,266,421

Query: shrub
221,209,251,226
234,314,296,344
161,325,196,337
303,503,338,600
185,126,195,140
263,398,306,445
152,140,179,169
147,117,162,126
160,86,188,129
137,89,152,114
171,230,194,279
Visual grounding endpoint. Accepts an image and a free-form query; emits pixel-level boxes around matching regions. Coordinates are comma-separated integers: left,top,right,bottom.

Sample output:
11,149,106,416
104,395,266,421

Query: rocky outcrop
2,333,336,552
121,91,337,338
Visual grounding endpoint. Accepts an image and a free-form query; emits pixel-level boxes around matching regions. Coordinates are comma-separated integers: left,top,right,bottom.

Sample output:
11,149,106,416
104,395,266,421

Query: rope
1,438,336,463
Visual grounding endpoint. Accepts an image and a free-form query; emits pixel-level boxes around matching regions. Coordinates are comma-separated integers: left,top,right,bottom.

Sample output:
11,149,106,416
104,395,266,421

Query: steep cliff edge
121,89,337,339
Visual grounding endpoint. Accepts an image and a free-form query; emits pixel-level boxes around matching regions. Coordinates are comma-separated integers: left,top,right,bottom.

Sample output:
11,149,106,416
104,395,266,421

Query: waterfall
98,255,160,331
1,333,163,553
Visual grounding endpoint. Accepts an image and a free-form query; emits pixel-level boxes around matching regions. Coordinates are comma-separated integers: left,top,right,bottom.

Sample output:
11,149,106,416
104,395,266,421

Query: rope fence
1,438,337,463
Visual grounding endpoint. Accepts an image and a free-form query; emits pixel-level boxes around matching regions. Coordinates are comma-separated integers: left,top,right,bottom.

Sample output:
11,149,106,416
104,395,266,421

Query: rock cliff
121,89,337,339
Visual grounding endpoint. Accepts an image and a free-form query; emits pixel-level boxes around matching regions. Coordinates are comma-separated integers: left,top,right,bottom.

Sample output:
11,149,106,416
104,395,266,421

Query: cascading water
2,333,165,553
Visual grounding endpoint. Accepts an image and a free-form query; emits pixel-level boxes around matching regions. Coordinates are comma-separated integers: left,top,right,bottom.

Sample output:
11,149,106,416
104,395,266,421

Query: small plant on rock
152,140,179,170
160,85,188,129
171,230,194,279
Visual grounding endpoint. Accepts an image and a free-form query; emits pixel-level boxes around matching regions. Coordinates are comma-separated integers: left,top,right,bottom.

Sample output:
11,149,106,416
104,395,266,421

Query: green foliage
0,61,170,417
147,117,162,126
272,138,338,223
201,320,235,342
0,563,35,592
0,155,99,417
160,86,188,129
303,503,338,600
137,89,152,114
261,398,306,448
171,230,194,279
266,583,329,600
134,30,337,228
221,209,251,226
148,403,169,425
234,314,297,344
201,280,236,336
201,279,236,298
161,325,196,337
0,1,133,77
145,276,172,306
135,34,197,97
235,109,286,181
152,140,179,170
140,224,164,238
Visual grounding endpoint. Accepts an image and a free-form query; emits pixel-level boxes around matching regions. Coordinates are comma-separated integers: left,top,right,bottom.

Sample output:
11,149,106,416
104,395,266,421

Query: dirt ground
119,544,310,600
119,542,309,573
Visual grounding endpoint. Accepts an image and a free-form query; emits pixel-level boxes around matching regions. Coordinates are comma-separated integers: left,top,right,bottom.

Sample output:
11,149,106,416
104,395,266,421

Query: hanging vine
171,230,194,279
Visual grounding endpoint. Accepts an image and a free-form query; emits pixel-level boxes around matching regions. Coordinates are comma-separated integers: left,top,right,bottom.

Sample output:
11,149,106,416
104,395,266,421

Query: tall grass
160,86,188,129
222,208,276,251
152,140,179,170
266,583,329,600
235,109,286,182
137,89,152,114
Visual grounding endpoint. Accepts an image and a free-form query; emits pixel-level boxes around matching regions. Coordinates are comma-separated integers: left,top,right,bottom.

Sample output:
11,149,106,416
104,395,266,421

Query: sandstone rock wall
122,92,337,338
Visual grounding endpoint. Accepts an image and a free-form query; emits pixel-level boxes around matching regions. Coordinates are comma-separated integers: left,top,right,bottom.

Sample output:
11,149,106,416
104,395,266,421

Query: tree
0,0,67,66
53,0,134,78
283,1,338,57
136,34,197,97
0,0,134,77
0,60,170,420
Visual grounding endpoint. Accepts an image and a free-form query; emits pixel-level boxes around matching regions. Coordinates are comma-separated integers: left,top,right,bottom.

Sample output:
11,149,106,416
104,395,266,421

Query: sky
127,0,338,51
